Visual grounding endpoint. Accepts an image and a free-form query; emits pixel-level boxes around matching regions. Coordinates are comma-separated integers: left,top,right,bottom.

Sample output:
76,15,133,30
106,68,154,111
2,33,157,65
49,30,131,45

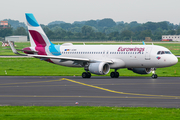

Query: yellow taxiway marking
1,82,180,88
0,79,64,86
62,78,180,99
0,78,179,99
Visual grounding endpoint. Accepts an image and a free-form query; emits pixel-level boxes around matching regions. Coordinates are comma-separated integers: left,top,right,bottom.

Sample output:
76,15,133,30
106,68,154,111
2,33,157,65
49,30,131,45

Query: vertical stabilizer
25,13,56,55
26,13,52,47
25,13,61,56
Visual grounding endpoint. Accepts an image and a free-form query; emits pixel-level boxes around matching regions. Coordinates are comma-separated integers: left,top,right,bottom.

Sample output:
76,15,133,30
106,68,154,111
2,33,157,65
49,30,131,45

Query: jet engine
128,68,152,74
89,62,110,75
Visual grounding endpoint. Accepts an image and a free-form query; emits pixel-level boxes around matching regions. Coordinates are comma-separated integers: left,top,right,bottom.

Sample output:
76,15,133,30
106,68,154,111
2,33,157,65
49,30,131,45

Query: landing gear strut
82,64,91,78
151,68,158,79
110,69,119,78
82,72,91,78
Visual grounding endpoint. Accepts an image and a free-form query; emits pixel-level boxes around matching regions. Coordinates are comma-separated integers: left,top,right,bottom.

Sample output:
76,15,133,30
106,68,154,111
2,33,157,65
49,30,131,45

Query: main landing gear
82,72,91,78
110,69,119,78
151,68,158,79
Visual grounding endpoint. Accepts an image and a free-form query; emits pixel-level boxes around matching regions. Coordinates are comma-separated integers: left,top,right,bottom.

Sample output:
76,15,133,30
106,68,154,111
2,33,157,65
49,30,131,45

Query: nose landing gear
151,68,158,79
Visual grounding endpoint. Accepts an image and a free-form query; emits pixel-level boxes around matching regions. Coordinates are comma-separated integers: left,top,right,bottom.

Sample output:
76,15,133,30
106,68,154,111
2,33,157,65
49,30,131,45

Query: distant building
5,36,28,42
162,35,180,41
145,37,152,42
0,21,10,28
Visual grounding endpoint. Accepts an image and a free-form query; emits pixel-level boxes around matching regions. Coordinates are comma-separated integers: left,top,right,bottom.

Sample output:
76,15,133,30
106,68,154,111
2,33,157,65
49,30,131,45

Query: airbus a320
9,13,178,79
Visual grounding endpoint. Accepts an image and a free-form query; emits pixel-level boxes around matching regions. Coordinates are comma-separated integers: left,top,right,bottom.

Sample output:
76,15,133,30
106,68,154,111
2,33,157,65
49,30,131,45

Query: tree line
1,18,180,41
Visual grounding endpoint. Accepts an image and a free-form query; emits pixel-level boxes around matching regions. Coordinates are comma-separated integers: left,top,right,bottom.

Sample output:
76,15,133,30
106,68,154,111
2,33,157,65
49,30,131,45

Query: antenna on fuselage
83,42,85,45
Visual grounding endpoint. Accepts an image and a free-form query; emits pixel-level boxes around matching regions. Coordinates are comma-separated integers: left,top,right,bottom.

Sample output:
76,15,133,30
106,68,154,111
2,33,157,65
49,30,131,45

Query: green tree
167,30,176,35
98,18,116,28
82,25,95,36
176,28,180,35
70,27,81,33
85,20,97,27
13,27,27,35
139,30,152,39
95,32,106,40
0,28,13,37
120,30,133,40
60,23,72,30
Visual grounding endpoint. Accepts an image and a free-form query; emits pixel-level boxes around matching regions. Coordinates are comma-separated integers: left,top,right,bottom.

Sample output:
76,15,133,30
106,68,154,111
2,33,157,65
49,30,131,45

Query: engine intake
89,62,110,75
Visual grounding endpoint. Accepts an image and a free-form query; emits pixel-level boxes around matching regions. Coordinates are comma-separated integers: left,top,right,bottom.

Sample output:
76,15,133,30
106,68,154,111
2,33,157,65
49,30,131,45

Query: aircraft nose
171,56,178,65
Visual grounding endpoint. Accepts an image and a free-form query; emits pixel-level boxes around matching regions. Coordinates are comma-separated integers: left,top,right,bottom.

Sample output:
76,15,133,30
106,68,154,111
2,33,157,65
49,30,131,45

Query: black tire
115,72,119,78
154,74,158,78
110,72,115,78
87,72,91,78
82,72,87,78
152,74,158,79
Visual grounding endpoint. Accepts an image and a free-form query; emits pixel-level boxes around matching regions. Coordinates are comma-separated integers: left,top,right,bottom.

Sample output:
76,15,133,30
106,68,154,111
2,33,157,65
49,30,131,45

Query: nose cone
170,56,178,66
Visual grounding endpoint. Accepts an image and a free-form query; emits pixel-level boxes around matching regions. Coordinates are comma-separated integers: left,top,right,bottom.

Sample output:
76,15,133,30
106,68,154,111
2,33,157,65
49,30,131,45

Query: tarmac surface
0,76,180,107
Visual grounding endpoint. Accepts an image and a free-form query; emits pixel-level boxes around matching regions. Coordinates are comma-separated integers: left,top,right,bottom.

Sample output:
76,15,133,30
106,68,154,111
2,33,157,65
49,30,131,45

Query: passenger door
145,47,152,60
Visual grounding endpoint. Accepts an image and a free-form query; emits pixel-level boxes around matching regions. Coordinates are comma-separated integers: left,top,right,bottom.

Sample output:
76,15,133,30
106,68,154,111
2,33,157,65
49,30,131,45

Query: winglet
8,40,19,54
8,40,26,55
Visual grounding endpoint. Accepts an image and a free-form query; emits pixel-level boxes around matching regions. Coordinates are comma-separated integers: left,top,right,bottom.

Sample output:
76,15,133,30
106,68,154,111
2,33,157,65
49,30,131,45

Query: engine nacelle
89,62,110,75
128,68,152,74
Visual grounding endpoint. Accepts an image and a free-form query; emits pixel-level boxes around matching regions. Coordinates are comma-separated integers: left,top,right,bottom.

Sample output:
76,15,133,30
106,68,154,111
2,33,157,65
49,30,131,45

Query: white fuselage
49,44,178,69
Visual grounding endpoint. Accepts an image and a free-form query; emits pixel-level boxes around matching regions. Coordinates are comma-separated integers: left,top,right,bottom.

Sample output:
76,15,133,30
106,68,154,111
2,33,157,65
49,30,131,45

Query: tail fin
26,13,59,55
25,13,52,48
25,13,62,56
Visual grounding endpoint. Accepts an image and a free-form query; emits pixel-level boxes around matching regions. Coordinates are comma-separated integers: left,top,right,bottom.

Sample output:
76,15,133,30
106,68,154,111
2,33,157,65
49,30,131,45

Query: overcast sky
1,0,180,25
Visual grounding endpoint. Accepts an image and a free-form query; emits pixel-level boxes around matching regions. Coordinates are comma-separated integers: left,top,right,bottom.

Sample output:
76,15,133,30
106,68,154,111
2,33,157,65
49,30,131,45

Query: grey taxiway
0,76,180,108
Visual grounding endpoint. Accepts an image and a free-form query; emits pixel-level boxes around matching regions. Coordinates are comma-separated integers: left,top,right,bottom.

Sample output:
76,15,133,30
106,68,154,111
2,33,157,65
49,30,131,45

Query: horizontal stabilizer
16,49,38,53
4,48,37,53
7,40,27,56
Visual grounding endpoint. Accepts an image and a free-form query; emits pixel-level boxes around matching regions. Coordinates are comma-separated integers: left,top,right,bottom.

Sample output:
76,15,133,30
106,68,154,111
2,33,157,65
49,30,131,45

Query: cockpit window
165,51,171,54
157,51,172,55
161,51,165,54
157,51,161,54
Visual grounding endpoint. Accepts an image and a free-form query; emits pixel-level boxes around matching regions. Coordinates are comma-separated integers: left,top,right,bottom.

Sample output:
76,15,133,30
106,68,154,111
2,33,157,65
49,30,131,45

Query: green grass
1,42,180,55
0,58,180,76
0,42,30,55
0,106,180,120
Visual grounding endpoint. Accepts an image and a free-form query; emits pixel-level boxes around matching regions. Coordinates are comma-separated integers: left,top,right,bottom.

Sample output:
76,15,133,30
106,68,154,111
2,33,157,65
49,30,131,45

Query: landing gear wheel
82,72,91,78
87,72,91,78
151,74,158,79
82,72,87,78
110,72,115,78
110,72,119,78
115,72,119,78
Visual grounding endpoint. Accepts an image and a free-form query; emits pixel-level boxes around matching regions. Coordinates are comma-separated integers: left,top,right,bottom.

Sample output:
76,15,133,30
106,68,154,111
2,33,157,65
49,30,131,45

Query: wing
28,54,114,64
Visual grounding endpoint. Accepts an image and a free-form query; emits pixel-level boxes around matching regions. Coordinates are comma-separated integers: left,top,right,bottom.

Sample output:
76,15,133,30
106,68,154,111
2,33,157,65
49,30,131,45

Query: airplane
8,13,178,79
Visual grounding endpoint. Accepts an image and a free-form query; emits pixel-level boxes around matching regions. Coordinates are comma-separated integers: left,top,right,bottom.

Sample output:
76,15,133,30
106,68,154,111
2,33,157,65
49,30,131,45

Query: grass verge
0,106,180,120
0,58,180,76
